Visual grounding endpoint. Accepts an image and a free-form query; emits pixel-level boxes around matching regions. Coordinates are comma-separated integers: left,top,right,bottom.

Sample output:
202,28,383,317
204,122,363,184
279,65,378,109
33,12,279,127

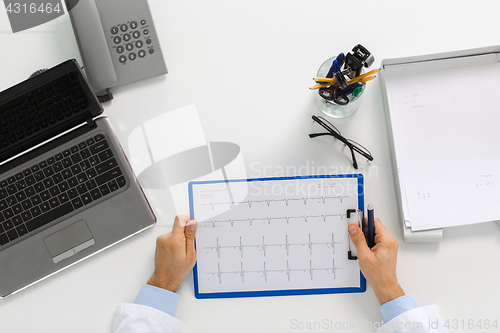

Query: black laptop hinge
86,118,97,129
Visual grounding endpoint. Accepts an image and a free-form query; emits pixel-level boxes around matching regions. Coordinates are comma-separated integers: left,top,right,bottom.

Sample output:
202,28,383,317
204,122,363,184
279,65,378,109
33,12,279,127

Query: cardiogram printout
189,175,365,298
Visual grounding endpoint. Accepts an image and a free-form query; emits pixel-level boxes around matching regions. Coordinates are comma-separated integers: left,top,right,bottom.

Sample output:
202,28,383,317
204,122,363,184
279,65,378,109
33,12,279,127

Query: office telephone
65,0,167,101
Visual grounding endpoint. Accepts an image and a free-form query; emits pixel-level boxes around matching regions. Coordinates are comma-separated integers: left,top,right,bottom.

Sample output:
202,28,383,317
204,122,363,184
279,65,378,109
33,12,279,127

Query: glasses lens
311,116,341,137
341,139,373,167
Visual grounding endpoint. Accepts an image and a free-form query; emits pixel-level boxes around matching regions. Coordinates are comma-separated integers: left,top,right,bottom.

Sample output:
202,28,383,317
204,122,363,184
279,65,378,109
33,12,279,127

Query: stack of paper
384,53,500,231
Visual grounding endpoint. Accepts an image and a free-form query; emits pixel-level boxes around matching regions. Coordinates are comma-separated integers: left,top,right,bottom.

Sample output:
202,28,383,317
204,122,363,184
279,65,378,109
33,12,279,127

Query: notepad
189,175,365,298
384,53,500,231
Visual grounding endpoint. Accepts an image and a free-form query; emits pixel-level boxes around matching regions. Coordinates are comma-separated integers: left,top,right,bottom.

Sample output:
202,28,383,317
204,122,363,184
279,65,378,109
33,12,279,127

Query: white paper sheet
385,55,500,231
191,177,362,295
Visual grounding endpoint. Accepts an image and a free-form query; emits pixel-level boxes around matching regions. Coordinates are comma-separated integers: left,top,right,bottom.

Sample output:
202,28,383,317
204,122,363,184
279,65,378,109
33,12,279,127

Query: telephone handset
65,0,167,101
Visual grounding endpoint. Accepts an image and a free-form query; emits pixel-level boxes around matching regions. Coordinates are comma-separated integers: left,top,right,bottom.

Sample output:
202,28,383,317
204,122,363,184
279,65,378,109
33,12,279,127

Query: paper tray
380,45,500,242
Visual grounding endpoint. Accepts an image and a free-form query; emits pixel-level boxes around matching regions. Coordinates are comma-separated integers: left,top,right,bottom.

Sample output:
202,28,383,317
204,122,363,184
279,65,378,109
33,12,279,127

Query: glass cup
314,56,365,118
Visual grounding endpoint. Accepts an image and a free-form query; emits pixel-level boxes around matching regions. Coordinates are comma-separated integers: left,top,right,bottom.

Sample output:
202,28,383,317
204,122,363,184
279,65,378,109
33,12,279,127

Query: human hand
147,215,197,292
348,217,404,305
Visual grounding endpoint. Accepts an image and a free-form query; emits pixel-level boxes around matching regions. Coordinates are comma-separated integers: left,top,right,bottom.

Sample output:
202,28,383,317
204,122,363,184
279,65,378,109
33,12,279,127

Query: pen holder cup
314,57,365,118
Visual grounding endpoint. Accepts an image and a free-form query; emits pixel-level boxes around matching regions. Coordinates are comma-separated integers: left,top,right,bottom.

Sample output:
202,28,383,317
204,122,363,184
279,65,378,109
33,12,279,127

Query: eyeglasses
309,115,373,169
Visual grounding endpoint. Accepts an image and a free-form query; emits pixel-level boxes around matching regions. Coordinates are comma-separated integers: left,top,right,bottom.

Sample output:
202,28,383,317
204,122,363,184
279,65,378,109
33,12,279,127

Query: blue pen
336,52,345,68
367,204,375,248
326,53,345,78
332,59,340,73
326,60,338,78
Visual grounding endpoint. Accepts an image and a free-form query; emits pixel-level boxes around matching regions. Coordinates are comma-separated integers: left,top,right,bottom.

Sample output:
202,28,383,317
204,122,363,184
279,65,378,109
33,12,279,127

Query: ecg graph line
206,260,340,284
201,196,351,210
205,234,341,258
201,214,345,228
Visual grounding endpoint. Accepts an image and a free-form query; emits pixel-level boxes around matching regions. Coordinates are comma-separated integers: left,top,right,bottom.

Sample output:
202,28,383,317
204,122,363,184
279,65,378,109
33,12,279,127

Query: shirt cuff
379,294,419,323
134,284,179,317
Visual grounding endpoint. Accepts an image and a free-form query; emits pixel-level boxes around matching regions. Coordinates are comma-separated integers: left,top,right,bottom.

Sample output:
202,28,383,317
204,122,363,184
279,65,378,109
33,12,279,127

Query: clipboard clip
346,209,363,260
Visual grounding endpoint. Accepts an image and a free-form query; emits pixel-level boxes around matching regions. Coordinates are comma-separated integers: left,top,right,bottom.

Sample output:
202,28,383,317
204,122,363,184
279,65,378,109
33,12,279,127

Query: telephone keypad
110,18,157,64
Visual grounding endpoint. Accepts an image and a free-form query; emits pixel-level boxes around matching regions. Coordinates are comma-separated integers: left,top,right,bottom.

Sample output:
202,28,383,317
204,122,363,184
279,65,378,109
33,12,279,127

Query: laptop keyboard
0,134,126,247
0,72,89,150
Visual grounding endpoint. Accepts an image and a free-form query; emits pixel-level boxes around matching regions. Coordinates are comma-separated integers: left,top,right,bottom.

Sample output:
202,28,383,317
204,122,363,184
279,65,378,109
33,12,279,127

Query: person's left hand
147,215,197,292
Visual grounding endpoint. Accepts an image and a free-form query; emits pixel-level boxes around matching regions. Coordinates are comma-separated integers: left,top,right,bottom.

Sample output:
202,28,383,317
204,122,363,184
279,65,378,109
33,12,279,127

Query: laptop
0,59,156,298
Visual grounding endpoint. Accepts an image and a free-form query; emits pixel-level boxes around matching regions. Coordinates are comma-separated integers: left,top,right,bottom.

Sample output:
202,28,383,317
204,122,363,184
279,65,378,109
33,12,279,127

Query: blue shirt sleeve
379,294,419,323
134,284,179,317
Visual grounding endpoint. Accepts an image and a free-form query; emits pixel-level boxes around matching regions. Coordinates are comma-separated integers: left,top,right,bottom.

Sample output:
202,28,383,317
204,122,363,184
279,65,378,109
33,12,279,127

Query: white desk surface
1,1,500,332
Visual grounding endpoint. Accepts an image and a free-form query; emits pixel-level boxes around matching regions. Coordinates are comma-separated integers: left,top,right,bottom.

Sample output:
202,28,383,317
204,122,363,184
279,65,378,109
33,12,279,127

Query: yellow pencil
309,82,333,90
313,77,336,83
357,75,376,84
310,75,376,90
314,68,380,84
347,68,380,84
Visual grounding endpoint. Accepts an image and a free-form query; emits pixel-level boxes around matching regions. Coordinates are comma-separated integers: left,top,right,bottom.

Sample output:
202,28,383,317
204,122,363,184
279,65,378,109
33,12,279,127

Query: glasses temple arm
350,144,374,161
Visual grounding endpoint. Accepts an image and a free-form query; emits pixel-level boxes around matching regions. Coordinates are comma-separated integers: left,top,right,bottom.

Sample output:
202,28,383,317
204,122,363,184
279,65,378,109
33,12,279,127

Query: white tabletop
1,1,500,332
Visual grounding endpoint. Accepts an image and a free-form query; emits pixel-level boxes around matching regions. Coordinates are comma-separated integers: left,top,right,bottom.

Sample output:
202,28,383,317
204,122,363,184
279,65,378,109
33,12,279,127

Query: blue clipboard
189,174,366,299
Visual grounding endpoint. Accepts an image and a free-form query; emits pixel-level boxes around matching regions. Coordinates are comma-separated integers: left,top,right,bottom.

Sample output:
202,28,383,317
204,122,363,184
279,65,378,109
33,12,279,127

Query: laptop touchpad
44,220,95,264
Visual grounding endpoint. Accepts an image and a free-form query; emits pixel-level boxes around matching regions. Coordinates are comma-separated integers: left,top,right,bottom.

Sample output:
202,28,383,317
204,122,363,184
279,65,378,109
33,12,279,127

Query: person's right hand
348,217,404,305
